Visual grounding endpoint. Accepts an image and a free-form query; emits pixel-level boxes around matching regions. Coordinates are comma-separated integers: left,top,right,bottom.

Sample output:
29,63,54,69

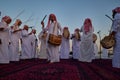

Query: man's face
3,16,12,24
6,18,12,24
24,25,28,31
33,30,36,34
16,20,22,26
49,14,55,21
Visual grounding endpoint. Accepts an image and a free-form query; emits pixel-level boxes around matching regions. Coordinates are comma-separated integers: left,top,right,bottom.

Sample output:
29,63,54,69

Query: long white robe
93,43,99,59
20,30,32,59
78,26,94,62
29,33,38,58
38,31,47,59
9,26,21,61
101,48,108,59
72,37,80,59
46,21,62,63
111,13,120,68
60,37,70,59
0,21,10,63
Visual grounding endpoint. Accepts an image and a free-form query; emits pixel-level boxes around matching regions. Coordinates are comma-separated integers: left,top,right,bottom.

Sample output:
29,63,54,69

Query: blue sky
0,0,120,47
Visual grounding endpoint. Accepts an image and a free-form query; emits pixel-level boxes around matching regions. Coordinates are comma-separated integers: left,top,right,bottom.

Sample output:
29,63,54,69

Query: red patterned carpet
0,59,120,80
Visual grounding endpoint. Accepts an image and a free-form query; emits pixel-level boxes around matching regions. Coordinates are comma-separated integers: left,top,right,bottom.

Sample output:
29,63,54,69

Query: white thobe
46,21,62,62
9,26,21,61
93,43,99,59
38,31,47,59
72,37,81,59
60,37,70,59
0,22,10,63
78,26,94,62
101,48,108,59
20,30,32,59
111,13,120,68
29,33,38,58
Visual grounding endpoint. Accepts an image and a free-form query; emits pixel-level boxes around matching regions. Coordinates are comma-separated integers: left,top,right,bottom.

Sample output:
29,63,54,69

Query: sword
0,11,1,16
41,15,47,22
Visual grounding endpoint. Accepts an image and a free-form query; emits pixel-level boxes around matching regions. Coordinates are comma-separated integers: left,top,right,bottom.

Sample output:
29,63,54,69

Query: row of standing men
0,16,38,63
40,14,109,63
0,14,97,64
39,14,97,63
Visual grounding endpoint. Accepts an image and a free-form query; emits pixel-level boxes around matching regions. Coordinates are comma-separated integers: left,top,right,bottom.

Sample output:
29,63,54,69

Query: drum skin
48,34,62,46
100,35,115,49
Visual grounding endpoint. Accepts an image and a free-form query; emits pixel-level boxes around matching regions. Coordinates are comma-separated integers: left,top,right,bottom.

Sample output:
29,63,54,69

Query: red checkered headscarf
46,14,57,28
112,7,120,13
83,18,92,34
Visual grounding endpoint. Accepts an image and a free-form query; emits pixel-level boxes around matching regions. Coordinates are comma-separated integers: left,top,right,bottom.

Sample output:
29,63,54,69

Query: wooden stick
105,14,113,21
13,9,25,22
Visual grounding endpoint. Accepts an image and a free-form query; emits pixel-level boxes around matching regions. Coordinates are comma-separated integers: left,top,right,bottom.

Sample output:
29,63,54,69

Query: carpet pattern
0,59,120,80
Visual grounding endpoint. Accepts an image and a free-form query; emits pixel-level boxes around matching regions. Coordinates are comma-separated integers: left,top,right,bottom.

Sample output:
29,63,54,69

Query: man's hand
41,21,44,28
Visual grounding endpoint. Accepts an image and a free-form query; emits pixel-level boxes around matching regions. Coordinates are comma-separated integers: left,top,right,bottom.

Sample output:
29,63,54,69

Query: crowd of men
0,16,37,63
0,6,120,69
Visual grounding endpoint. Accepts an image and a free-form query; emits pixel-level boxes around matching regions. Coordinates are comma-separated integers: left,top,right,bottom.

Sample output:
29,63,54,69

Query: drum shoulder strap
53,22,57,34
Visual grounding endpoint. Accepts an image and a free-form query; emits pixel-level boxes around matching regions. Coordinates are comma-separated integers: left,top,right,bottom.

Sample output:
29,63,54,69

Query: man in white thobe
60,27,70,59
29,29,38,58
72,28,81,59
0,16,12,64
78,18,94,62
20,25,32,59
60,35,70,59
41,14,62,63
38,29,47,59
111,7,120,68
9,19,22,61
